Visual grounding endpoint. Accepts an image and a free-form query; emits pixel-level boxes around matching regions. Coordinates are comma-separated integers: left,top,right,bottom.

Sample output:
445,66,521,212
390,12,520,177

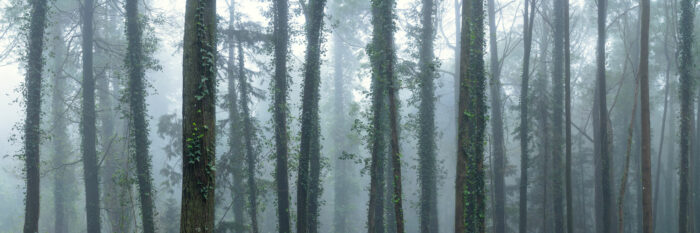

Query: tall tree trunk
455,0,486,231
227,4,245,232
23,0,48,232
125,0,155,231
678,0,695,231
238,40,259,233
519,0,536,232
81,0,102,231
563,0,573,231
551,0,565,231
418,0,439,231
594,0,613,232
331,17,351,233
638,0,653,232
50,19,70,233
272,0,290,230
297,1,327,232
180,0,217,231
486,0,506,231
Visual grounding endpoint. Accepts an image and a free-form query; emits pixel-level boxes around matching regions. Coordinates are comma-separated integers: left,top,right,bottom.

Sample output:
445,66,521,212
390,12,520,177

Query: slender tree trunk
238,40,259,233
272,0,290,230
125,0,155,231
519,0,535,232
227,4,245,231
81,0,102,231
564,0,574,231
594,0,613,232
678,0,695,231
455,0,486,231
418,0,439,231
23,0,48,232
180,0,217,231
50,19,70,233
486,0,506,231
638,0,653,232
551,0,565,231
297,1,327,232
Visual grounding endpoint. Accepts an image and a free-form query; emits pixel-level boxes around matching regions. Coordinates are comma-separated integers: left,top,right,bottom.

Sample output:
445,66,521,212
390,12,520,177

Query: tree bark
594,0,613,232
180,0,217,231
81,0,102,231
125,0,155,231
551,0,565,231
486,0,506,231
519,0,535,232
455,0,486,231
418,0,439,231
23,0,48,232
272,0,290,230
564,0,574,231
638,0,653,232
297,0,327,232
678,0,694,232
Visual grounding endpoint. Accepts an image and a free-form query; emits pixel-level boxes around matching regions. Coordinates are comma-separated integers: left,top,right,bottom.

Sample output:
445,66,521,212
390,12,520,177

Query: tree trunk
50,19,71,233
678,0,695,231
418,0,439,231
638,0,653,232
272,0,290,230
455,0,486,231
238,40,260,233
331,15,351,233
594,0,613,232
125,0,155,231
180,0,217,231
551,0,565,231
564,0,574,231
227,4,246,232
81,0,102,231
23,0,48,232
297,0,327,232
519,0,535,232
486,0,506,231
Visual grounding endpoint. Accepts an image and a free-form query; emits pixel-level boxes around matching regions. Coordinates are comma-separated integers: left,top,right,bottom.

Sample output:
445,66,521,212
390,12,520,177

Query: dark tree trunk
81,0,102,231
418,0,439,231
368,1,387,233
551,0,565,231
594,0,613,232
272,0,290,230
227,4,245,232
297,0,327,232
455,0,486,231
486,0,505,231
125,0,156,232
563,0,573,231
678,0,695,231
638,0,653,232
519,0,536,232
50,20,70,233
180,0,217,231
23,0,48,232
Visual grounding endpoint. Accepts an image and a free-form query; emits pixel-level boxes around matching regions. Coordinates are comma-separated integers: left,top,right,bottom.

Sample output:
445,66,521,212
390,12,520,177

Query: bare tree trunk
50,19,71,233
638,0,653,232
23,0,48,232
678,0,695,231
519,0,536,232
564,0,574,231
81,0,102,231
180,0,217,231
551,0,565,231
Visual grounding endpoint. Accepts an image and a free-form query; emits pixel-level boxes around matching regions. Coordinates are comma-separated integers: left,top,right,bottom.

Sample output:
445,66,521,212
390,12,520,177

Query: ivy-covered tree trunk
50,19,71,233
417,0,439,231
486,0,506,231
272,0,290,230
23,0,48,232
455,0,486,232
180,0,217,231
297,0,327,232
81,0,102,231
678,0,694,232
226,4,245,232
125,0,155,231
638,0,652,232
519,0,535,232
